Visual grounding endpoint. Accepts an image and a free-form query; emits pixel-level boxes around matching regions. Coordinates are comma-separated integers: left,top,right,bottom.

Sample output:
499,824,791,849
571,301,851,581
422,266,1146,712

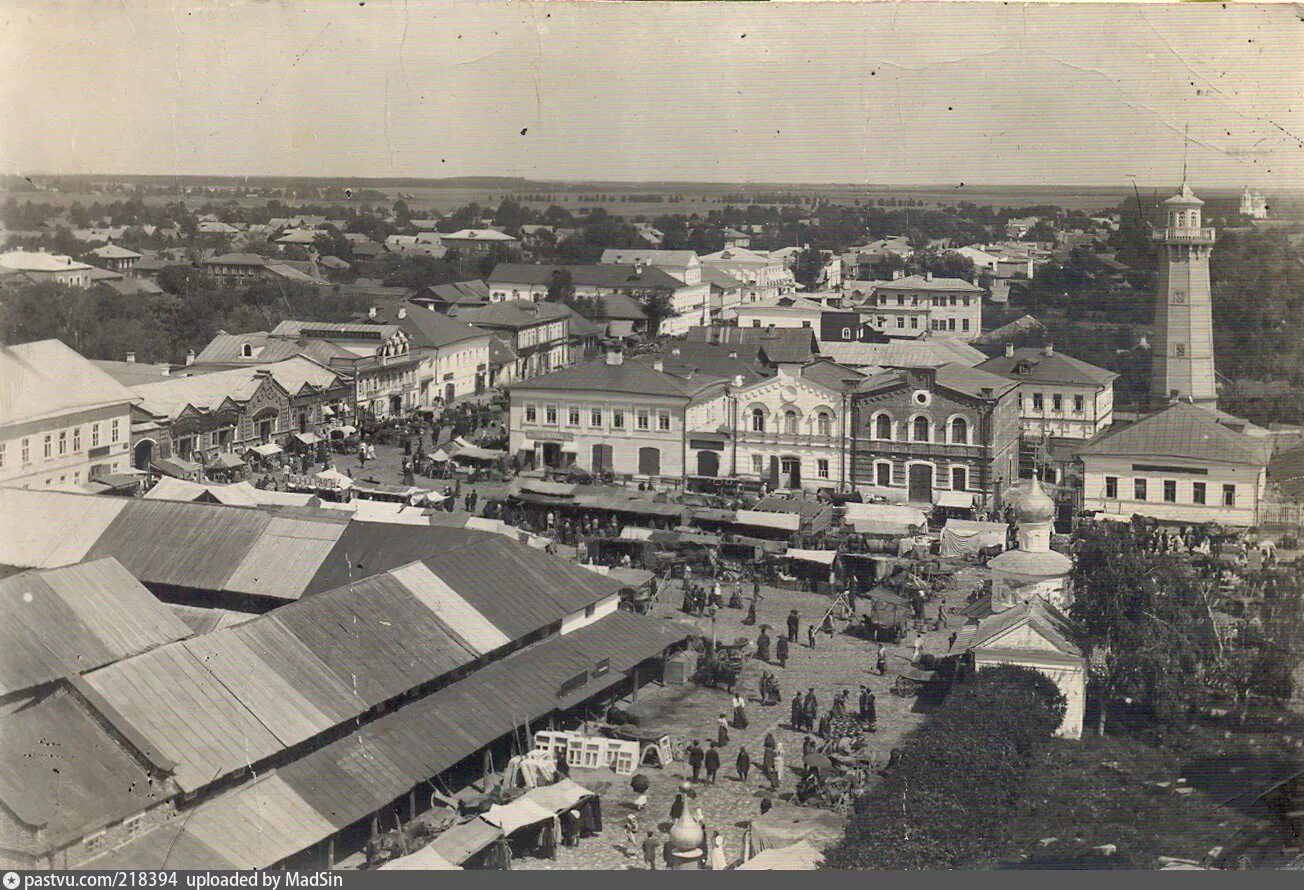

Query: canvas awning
482,797,557,835
208,453,245,470
940,519,1008,557
844,503,928,527
151,457,200,478
314,468,353,489
452,445,507,462
733,510,801,532
428,818,503,865
620,526,656,541
935,490,976,509
377,845,462,870
518,479,576,498
784,549,838,566
737,840,824,870
248,443,283,457
522,778,594,813
292,432,321,446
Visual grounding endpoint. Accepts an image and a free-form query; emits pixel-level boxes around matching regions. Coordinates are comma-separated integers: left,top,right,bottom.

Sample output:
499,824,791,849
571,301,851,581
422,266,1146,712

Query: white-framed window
751,454,764,475
1192,482,1206,504
783,410,799,435
962,319,970,332
567,407,580,426
58,431,67,455
751,408,766,433
816,411,832,437
1032,393,1044,411
1105,476,1119,499
613,410,625,429
91,424,100,448
911,415,930,442
525,404,537,423
111,419,120,442
1163,480,1177,503
0,442,5,468
1074,394,1085,413
875,460,892,487
72,427,81,452
589,409,602,427
873,412,892,440
1222,484,1236,507
545,405,557,425
43,434,52,458
21,438,29,464
657,412,671,432
817,459,829,479
1134,478,1147,501
636,410,650,430
951,467,967,491
1052,393,1063,412
949,416,968,445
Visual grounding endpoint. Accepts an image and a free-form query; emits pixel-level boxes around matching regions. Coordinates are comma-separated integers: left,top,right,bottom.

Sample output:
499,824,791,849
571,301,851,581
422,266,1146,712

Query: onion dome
1010,478,1055,523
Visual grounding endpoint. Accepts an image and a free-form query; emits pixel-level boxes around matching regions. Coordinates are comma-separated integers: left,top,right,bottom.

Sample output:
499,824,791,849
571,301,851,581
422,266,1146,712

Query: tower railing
1152,227,1216,244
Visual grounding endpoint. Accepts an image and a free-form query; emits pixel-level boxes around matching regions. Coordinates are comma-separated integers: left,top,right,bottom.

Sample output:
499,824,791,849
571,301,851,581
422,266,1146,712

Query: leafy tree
545,268,575,303
791,245,825,290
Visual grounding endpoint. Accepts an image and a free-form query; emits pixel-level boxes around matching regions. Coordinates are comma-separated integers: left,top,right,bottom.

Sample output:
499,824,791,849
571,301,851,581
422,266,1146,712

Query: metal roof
223,516,347,600
1077,402,1273,467
0,340,138,427
81,643,282,792
302,523,481,595
181,633,337,748
81,820,235,870
0,558,191,695
387,562,512,655
0,488,128,569
227,616,369,723
277,730,415,830
85,499,273,593
0,690,169,851
175,774,337,870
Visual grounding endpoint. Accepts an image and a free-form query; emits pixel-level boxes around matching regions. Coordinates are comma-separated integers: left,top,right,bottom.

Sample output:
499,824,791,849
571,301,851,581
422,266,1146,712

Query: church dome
1010,478,1055,523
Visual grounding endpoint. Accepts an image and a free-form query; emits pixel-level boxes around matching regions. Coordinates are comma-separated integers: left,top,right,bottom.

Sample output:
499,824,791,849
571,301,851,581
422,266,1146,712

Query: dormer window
241,343,253,358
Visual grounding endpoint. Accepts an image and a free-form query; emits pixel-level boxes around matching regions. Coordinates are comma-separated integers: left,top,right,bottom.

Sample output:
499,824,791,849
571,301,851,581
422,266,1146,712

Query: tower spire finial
1181,123,1190,186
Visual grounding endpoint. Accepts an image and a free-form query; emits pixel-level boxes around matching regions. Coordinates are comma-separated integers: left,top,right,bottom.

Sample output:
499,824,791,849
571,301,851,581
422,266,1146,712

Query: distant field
8,178,1302,218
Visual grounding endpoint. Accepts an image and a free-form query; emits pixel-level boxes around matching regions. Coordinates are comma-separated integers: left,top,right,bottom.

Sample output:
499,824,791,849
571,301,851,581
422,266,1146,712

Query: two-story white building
452,300,574,381
509,351,729,479
976,345,1117,440
0,251,94,288
0,340,139,489
357,301,493,402
869,273,983,341
700,247,796,305
1077,402,1271,527
734,295,827,332
726,367,852,491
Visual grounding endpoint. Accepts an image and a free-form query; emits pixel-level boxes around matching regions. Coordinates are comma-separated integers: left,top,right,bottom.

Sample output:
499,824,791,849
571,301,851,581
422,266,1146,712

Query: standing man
791,691,804,731
776,633,789,668
687,740,705,783
642,831,659,870
807,624,818,650
704,743,721,784
804,688,819,733
737,746,751,782
787,609,800,643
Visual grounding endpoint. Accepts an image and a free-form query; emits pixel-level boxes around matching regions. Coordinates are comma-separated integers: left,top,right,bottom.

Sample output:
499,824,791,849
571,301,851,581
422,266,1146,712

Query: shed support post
631,666,641,702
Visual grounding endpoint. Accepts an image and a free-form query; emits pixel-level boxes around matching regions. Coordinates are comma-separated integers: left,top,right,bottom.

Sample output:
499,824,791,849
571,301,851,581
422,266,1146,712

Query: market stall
376,845,462,870
736,840,824,870
428,818,508,869
939,518,1009,558
774,548,840,593
742,804,846,858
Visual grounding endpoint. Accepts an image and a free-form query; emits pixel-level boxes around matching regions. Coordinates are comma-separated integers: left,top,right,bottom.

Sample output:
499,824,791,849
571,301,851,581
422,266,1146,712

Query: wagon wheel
892,675,917,697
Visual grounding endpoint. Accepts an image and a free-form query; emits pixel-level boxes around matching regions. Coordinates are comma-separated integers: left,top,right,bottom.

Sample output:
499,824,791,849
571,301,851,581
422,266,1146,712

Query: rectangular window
1052,394,1063,412
44,434,52,458
21,438,29,464
801,320,812,328
910,317,919,329
951,467,967,491
1032,393,1044,411
817,459,830,479
1175,343,1186,357
636,410,650,431
567,407,580,426
1163,480,1177,502
751,454,764,475
111,420,120,442
58,431,67,455
657,412,671,432
1134,478,1147,501
590,409,602,427
525,404,537,423
1222,484,1236,507
545,405,557,425
0,443,5,468
1074,394,1084,413
612,410,624,429
72,428,81,452
1193,482,1206,504
896,317,905,329
1105,476,1118,499
91,424,100,448
962,319,970,332
752,319,762,328
948,318,956,331
876,462,892,487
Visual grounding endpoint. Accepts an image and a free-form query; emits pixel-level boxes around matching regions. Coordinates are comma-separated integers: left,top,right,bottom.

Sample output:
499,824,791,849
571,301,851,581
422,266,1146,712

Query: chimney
632,258,645,276
125,352,136,363
1043,344,1054,357
652,359,664,372
892,269,904,280
924,271,934,281
733,374,746,386
160,365,170,377
397,306,407,320
1005,343,1015,358
185,349,195,366
605,349,624,366
368,306,378,319
980,386,993,398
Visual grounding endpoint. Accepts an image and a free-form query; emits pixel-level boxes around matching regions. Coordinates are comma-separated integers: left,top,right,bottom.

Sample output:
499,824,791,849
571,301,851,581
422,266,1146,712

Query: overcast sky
2,1,1301,188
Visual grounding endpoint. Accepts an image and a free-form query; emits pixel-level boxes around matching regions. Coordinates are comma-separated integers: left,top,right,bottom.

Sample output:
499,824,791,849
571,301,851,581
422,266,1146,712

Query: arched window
241,343,253,358
874,413,892,440
784,410,798,435
751,408,766,433
912,416,930,442
816,411,832,437
950,417,968,445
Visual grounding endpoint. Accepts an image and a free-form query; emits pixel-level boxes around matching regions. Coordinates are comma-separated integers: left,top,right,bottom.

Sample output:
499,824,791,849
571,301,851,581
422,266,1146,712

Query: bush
825,665,1065,870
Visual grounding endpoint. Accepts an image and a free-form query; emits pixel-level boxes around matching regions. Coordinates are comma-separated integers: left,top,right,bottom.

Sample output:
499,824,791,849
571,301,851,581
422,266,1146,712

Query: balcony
736,430,841,448
1152,228,1215,244
853,439,984,459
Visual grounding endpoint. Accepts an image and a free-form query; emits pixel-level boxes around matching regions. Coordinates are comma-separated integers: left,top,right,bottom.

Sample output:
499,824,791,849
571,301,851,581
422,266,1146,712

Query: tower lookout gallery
1149,182,1218,410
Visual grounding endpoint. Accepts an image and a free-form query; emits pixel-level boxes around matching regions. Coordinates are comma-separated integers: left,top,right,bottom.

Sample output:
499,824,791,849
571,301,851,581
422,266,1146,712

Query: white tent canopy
785,549,838,566
377,846,462,870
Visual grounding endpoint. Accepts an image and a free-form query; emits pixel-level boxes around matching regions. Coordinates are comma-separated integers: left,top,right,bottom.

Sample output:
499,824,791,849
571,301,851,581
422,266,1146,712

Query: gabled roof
422,279,490,305
440,228,516,242
966,598,1082,657
977,348,1117,388
203,253,267,267
1077,403,1272,467
511,355,727,400
856,362,1017,400
875,274,982,292
800,359,867,391
703,267,745,290
739,295,826,313
130,357,343,418
701,247,777,265
817,339,987,370
92,359,175,387
488,263,686,290
599,248,699,267
649,341,768,384
684,325,818,365
487,335,518,366
0,250,93,272
357,300,489,349
588,293,648,321
271,320,402,340
451,299,572,329
194,332,346,366
89,244,143,260
0,339,139,427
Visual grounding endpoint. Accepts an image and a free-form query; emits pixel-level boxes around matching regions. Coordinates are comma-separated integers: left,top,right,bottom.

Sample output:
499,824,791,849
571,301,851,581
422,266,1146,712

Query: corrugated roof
1077,403,1273,467
85,499,272,593
82,643,283,792
181,633,336,748
819,340,986,369
0,558,191,695
223,516,347,600
0,690,170,849
0,488,129,569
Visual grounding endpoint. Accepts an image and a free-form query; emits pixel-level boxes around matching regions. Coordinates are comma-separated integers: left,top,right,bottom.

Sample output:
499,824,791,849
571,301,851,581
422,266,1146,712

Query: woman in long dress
708,833,728,871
